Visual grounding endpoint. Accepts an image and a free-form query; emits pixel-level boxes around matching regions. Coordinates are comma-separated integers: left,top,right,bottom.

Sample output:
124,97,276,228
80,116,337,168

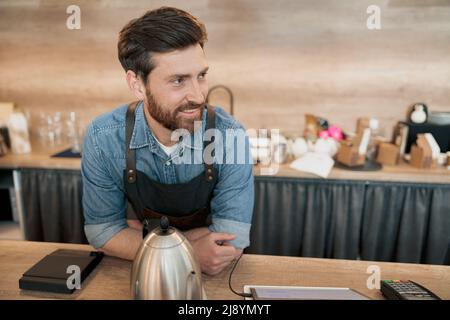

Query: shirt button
166,161,171,166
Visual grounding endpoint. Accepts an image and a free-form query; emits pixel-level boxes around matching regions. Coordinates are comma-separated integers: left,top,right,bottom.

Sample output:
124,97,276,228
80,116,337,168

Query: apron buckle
205,166,214,181
127,169,136,183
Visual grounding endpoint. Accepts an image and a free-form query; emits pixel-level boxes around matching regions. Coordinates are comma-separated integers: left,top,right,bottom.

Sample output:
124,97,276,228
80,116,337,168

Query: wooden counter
255,161,450,184
0,143,81,171
0,143,449,184
0,240,448,300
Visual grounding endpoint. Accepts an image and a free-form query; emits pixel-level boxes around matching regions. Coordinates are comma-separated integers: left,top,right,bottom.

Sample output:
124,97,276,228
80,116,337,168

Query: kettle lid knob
160,216,170,233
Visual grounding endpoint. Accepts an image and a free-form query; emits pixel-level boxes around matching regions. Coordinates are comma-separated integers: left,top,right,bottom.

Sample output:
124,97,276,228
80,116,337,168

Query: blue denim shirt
81,101,254,249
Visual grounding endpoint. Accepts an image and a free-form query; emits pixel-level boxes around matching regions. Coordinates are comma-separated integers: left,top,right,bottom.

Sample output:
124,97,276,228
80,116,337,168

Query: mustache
176,102,205,113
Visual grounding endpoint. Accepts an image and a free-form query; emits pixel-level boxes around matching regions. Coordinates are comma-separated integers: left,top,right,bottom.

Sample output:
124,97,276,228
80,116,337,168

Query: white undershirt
152,133,179,156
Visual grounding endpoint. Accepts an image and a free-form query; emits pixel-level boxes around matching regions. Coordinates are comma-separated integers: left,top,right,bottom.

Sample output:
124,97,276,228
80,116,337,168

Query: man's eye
199,72,207,80
173,78,184,85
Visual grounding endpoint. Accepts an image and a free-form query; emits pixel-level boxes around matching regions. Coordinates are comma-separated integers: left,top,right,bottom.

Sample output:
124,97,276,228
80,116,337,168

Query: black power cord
228,252,252,298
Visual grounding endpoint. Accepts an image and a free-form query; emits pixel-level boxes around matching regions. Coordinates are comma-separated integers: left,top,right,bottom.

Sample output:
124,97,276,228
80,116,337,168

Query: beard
145,87,204,133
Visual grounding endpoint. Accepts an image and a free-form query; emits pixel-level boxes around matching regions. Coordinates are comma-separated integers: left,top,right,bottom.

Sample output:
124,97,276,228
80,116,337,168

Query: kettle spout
186,270,204,300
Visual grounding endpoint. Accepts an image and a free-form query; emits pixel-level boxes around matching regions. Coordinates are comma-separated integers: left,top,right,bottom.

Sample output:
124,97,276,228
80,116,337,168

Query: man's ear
126,70,146,100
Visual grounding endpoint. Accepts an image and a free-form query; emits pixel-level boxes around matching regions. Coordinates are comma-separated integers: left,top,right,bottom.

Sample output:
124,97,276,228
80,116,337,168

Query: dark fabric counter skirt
248,176,450,265
20,169,86,244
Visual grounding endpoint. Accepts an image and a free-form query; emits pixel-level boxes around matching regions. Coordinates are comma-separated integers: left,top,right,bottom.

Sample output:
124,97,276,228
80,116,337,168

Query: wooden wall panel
0,0,449,138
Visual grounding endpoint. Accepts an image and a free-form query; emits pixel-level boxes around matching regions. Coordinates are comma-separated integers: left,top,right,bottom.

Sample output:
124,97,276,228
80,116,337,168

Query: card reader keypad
381,280,440,300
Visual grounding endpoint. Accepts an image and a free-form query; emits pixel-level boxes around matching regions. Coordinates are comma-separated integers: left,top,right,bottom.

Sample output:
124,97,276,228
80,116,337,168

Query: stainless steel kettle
130,216,206,300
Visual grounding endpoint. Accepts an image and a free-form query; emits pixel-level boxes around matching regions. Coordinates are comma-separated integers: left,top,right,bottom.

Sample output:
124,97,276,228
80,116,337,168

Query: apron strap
125,101,140,184
203,105,216,182
125,101,146,224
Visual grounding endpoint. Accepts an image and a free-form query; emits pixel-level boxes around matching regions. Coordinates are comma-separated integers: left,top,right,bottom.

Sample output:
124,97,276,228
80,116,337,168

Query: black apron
123,101,218,237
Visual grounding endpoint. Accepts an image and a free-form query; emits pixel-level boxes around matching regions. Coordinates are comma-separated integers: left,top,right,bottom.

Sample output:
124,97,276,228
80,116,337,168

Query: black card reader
381,280,441,300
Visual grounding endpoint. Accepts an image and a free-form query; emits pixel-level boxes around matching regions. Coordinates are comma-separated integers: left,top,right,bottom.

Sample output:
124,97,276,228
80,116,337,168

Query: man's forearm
98,225,241,272
99,226,207,261
100,227,143,261
183,227,210,242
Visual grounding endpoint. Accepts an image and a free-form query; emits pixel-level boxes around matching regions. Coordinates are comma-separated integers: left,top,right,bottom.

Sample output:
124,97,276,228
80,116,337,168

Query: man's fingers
211,256,235,267
209,232,236,243
215,260,234,272
209,233,239,259
191,231,241,275
213,244,237,259
205,261,231,276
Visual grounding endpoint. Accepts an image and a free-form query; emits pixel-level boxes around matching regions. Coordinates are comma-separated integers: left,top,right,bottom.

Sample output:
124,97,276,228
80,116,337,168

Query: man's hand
183,227,210,242
189,231,241,275
127,219,143,231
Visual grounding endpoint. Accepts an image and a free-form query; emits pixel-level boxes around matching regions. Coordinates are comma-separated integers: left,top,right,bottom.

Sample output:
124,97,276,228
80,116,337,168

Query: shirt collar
129,101,206,152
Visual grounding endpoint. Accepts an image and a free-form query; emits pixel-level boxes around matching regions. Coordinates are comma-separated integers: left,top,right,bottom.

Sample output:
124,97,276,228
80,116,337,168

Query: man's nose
186,80,205,105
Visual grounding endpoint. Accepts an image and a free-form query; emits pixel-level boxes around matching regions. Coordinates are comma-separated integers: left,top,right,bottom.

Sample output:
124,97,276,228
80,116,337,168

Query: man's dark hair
118,7,208,84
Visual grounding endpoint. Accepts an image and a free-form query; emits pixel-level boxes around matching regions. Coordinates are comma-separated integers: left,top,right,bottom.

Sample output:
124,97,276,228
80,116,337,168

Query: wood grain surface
0,240,448,300
0,0,449,139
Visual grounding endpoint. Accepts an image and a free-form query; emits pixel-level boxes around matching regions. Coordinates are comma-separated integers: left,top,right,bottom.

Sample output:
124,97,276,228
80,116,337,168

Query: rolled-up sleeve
208,218,252,249
208,128,254,249
81,124,128,249
84,220,128,249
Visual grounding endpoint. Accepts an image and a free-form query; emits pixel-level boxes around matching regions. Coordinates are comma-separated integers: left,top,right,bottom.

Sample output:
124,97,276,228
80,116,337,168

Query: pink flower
328,125,344,141
319,130,330,139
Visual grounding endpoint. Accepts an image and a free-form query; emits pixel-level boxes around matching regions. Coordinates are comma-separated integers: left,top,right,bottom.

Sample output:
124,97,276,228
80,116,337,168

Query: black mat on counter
51,148,81,158
19,249,103,294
